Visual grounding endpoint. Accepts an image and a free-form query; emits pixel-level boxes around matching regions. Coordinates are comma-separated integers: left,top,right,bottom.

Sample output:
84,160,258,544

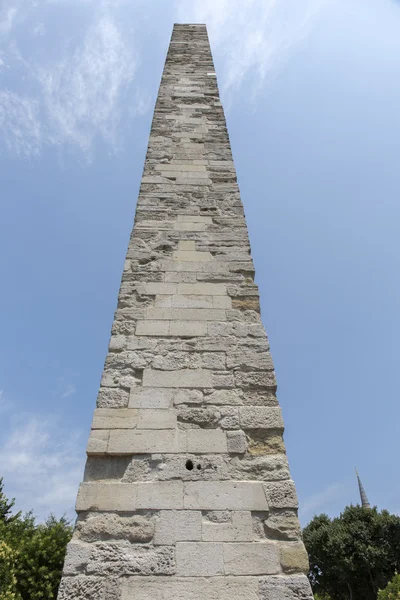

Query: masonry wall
57,24,314,600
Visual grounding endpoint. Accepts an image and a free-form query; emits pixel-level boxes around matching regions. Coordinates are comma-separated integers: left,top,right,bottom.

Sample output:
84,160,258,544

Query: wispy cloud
0,0,141,159
176,0,329,97
0,407,84,521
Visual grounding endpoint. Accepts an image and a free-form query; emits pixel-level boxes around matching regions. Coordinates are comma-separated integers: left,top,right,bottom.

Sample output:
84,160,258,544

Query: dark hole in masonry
197,464,202,470
186,459,194,471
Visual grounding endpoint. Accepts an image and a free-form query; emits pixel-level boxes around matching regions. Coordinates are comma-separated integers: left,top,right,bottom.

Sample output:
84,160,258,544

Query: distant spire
356,468,371,509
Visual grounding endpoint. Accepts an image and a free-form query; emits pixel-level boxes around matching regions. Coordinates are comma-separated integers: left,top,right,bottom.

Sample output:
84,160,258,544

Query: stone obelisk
58,24,313,600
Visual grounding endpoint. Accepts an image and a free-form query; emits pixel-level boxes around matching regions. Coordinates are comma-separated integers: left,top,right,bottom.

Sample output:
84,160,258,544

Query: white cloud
0,410,84,521
61,383,76,398
0,0,142,159
175,0,329,97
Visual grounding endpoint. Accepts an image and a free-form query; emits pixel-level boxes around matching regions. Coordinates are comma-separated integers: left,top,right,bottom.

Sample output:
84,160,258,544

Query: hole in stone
197,464,202,470
186,459,194,471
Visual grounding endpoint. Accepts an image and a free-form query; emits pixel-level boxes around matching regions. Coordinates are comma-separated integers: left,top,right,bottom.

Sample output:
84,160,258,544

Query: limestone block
156,294,214,308
226,430,247,454
136,321,170,336
229,454,290,482
161,259,227,273
109,335,127,351
202,511,253,542
169,321,207,337
239,407,284,430
213,295,232,308
178,240,196,250
62,541,91,575
97,388,129,408
184,482,269,511
154,510,202,545
76,513,154,543
145,307,226,321
136,481,183,509
223,541,281,575
259,575,313,600
235,370,277,389
141,282,177,295
264,511,302,541
87,430,109,455
172,250,212,262
176,542,224,576
76,482,183,511
264,481,299,509
174,222,206,231
137,408,177,429
178,282,227,295
120,576,260,600
143,368,213,388
205,389,243,405
129,388,173,409
58,576,120,600
173,389,204,405
186,429,227,453
86,542,175,576
177,215,213,223
107,429,186,454
212,371,235,388
92,408,139,429
279,542,310,574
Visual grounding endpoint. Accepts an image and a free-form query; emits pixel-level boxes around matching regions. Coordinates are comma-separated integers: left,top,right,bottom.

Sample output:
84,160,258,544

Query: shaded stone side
58,23,313,600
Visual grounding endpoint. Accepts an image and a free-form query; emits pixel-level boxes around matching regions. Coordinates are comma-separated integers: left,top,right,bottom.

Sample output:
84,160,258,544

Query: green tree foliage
378,574,400,600
303,505,400,600
0,480,73,600
0,478,20,524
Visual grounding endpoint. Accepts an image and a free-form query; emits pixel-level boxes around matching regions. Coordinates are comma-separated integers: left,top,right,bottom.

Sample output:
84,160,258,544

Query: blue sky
1,0,399,523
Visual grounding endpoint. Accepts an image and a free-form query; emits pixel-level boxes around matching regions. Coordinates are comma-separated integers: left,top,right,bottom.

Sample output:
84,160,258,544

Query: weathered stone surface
223,541,281,575
59,23,307,600
75,513,154,543
154,510,202,545
120,577,259,600
280,542,310,574
259,575,314,600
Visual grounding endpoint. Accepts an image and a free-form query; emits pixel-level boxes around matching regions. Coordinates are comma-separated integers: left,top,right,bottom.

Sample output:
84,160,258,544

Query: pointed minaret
356,468,371,509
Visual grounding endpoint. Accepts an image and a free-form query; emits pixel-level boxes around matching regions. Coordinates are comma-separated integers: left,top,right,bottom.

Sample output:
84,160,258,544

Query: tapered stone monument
58,24,313,600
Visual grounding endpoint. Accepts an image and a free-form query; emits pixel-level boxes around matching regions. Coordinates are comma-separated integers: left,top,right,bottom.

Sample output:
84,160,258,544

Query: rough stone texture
58,23,312,600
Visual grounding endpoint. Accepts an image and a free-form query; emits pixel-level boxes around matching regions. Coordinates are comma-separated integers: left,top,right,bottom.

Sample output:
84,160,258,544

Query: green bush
0,479,73,600
378,574,400,600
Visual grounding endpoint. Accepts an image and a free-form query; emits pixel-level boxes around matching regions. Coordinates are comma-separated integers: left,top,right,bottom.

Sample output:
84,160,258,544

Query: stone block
154,510,202,545
120,576,259,600
259,575,313,600
172,250,212,262
91,408,139,429
142,369,213,388
156,294,214,309
137,408,177,429
87,430,109,455
178,240,196,250
129,388,173,409
202,511,253,542
174,222,206,232
107,429,185,454
184,482,269,511
86,543,175,576
58,576,120,600
76,513,154,543
177,215,213,223
223,541,281,575
136,321,170,336
141,282,177,295
136,481,183,509
226,430,247,454
279,542,309,574
169,321,207,336
97,388,129,408
173,389,204,405
264,481,299,509
178,282,227,295
186,429,227,453
239,406,284,430
76,482,183,511
205,389,243,405
62,541,91,575
176,542,224,576
145,307,226,321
